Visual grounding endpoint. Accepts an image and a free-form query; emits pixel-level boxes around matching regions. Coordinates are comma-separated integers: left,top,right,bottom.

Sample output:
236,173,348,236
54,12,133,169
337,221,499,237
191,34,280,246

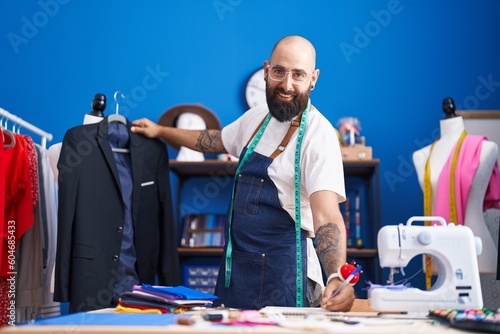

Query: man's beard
265,81,310,122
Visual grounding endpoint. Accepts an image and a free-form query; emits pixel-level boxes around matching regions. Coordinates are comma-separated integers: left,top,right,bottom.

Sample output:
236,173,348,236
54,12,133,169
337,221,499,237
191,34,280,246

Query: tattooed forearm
315,222,344,276
195,130,227,154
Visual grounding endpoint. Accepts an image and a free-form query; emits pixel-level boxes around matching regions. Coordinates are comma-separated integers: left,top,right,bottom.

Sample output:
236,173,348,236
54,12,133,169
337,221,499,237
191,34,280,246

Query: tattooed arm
310,190,355,311
131,118,227,154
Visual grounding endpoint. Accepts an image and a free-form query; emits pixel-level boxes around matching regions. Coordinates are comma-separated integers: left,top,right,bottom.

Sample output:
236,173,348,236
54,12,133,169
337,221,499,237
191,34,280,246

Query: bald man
132,35,354,311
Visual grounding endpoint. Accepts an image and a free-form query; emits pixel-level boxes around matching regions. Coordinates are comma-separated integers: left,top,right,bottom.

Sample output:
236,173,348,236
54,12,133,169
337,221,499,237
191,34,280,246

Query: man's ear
311,69,320,87
263,60,270,78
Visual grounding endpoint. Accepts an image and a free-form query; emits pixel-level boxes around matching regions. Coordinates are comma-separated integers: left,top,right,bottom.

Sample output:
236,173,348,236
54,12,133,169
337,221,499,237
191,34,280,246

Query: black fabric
497,225,499,280
54,118,179,313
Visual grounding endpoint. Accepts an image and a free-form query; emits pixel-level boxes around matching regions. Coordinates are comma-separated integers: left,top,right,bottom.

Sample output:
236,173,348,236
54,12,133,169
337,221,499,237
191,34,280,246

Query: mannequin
413,99,498,271
413,98,499,307
48,94,105,183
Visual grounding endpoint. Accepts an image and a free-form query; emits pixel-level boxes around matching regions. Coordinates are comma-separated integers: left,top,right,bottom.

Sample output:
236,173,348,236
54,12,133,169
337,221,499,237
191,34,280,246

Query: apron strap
270,111,302,159
245,111,304,159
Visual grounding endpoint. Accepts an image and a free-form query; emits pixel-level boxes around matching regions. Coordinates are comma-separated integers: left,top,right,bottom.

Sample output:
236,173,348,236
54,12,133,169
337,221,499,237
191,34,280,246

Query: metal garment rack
0,107,53,148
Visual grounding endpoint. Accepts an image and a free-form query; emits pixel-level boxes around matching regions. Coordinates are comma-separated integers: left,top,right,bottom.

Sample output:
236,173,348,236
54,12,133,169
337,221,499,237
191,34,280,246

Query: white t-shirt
221,105,346,287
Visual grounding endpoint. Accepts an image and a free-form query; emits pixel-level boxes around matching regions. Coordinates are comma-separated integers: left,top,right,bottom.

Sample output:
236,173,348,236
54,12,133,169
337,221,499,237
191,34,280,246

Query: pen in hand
330,265,362,299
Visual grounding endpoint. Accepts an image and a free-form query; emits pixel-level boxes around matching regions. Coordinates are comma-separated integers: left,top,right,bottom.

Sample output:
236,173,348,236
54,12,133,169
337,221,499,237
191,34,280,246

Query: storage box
184,265,219,294
341,146,372,161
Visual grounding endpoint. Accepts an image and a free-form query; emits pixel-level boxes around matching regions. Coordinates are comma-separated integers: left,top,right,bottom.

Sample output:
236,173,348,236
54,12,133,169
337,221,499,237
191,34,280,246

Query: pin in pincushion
338,262,361,285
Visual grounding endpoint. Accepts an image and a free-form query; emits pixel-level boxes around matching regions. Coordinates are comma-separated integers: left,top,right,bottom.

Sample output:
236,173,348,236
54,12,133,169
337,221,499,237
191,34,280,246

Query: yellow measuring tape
423,144,434,290
423,131,467,289
449,131,467,225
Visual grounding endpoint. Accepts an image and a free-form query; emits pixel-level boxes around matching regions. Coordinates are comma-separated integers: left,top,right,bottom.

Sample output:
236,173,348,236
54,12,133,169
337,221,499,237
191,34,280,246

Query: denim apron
214,119,309,310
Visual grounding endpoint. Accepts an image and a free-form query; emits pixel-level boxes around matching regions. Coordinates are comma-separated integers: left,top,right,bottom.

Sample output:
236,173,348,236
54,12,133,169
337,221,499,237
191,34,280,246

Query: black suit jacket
54,118,179,313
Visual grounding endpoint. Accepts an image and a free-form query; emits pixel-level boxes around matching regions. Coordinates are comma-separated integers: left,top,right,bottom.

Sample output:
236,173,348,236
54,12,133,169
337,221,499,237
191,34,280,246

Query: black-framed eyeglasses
267,65,314,84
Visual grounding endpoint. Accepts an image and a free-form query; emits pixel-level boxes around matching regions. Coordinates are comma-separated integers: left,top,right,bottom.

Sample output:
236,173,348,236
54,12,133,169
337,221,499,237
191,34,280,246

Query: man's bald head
270,35,317,70
264,35,320,122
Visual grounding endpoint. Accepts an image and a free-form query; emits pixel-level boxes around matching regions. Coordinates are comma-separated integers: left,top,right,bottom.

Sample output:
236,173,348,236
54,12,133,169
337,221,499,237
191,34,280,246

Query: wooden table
0,300,463,334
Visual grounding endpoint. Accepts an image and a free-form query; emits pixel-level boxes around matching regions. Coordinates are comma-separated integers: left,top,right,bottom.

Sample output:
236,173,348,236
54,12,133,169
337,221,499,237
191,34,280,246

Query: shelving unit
169,159,381,297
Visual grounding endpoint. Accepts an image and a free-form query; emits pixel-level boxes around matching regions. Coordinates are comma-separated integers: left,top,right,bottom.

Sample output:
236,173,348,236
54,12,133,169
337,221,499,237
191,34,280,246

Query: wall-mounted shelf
169,160,238,176
170,159,379,177
178,247,377,258
169,159,381,297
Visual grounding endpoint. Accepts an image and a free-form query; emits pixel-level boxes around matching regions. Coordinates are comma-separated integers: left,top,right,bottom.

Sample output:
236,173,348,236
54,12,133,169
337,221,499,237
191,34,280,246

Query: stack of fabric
116,284,218,314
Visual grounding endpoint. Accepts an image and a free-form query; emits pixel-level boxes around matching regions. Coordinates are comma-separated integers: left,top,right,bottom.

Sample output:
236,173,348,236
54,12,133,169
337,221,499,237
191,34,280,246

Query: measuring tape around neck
293,102,309,306
449,131,467,225
224,100,310,307
423,144,434,290
423,130,467,289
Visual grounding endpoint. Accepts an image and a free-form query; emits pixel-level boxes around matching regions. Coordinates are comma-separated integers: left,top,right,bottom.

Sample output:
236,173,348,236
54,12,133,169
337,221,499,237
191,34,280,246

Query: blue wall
2,0,500,284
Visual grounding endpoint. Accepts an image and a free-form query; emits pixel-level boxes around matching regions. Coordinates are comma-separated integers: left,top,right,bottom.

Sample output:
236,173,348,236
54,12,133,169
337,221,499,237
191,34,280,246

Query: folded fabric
138,284,218,301
115,303,162,314
119,294,175,313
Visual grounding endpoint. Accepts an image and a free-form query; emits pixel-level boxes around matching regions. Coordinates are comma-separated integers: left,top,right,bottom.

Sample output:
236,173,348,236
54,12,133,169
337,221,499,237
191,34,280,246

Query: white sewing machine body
369,216,483,312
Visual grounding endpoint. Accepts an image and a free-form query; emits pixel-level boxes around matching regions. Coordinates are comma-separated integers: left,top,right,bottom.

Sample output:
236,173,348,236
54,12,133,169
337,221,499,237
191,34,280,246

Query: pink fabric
434,135,500,226
484,160,500,210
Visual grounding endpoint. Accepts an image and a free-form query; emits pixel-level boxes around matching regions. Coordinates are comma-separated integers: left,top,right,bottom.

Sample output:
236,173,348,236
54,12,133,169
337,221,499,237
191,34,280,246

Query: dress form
413,116,466,201
412,101,498,274
82,113,103,125
48,94,105,183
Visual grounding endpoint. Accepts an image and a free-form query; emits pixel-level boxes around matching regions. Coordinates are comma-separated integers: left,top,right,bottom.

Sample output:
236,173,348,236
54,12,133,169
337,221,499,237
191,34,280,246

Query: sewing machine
368,216,483,312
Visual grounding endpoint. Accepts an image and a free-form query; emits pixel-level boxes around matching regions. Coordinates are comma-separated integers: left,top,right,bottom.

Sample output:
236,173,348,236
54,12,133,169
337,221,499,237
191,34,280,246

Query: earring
310,85,315,91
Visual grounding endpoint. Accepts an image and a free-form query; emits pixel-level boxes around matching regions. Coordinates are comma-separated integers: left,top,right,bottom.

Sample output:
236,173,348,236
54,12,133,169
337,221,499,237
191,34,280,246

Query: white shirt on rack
48,114,103,184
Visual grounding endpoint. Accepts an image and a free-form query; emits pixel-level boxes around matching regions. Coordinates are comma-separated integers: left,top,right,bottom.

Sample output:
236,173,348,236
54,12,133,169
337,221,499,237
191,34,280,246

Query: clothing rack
0,107,53,148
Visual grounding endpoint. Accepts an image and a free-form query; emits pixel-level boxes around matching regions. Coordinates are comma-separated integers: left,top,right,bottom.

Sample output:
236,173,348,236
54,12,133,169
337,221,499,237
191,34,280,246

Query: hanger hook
113,91,125,114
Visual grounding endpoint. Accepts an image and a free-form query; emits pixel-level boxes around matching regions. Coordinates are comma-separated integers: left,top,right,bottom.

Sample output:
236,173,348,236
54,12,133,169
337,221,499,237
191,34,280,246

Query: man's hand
131,118,161,138
320,277,355,311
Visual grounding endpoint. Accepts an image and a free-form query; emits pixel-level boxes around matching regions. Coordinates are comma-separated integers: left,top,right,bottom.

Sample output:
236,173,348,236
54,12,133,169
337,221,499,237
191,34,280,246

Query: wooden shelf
169,159,380,177
178,247,378,258
172,158,382,294
178,247,224,256
169,160,238,176
343,159,380,177
184,228,224,233
346,248,378,258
